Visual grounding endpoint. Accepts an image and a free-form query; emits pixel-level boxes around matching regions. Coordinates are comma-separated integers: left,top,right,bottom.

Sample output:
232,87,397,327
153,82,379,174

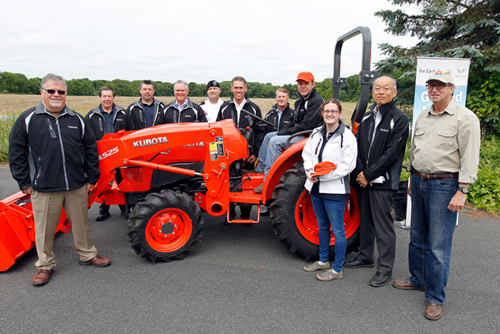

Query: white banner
403,57,471,229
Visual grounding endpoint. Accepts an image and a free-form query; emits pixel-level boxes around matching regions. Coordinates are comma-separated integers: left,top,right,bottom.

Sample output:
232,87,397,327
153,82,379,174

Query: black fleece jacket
353,101,409,191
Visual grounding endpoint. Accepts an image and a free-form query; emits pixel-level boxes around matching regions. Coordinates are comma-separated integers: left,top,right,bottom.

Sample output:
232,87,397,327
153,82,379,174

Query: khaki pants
31,185,98,269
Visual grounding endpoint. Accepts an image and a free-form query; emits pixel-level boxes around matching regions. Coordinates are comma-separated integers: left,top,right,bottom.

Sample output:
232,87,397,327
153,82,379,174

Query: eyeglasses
323,110,340,114
426,83,452,91
43,88,66,95
373,87,393,92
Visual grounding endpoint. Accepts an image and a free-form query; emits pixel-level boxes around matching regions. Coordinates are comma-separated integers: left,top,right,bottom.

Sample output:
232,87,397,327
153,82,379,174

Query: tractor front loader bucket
0,191,71,272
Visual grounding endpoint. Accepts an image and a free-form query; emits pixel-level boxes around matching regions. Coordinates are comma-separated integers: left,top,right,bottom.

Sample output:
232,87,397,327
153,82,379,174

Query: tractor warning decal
209,137,225,161
215,136,224,157
209,143,218,161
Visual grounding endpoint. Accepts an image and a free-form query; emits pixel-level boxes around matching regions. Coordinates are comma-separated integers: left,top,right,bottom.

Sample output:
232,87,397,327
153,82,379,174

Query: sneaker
316,269,343,281
253,183,264,194
303,261,330,272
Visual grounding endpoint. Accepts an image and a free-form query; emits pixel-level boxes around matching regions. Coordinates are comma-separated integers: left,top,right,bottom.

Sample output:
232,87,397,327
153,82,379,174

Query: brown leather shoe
392,279,424,291
79,255,111,267
32,269,52,286
425,303,443,320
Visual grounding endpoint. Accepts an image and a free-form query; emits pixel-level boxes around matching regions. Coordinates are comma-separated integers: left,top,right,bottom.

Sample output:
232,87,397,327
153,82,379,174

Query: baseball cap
296,72,315,83
426,69,454,85
311,161,337,177
206,80,220,90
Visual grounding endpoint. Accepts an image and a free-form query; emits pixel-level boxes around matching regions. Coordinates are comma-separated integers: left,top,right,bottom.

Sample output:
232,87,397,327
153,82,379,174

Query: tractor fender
260,138,308,201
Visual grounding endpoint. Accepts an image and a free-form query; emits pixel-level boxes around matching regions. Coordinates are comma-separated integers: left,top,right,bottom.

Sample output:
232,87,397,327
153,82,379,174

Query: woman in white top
301,99,357,281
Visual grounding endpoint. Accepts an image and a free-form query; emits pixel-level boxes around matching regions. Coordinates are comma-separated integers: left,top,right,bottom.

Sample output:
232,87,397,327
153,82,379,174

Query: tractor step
226,204,261,224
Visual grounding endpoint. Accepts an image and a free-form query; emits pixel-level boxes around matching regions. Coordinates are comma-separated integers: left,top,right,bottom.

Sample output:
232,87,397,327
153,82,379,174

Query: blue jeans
263,134,304,178
311,193,347,273
408,174,458,305
256,132,277,173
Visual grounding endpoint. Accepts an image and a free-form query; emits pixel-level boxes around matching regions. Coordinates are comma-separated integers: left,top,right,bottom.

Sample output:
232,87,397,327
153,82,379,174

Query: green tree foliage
0,71,309,101
1,72,30,94
66,78,95,96
374,0,500,134
467,72,500,135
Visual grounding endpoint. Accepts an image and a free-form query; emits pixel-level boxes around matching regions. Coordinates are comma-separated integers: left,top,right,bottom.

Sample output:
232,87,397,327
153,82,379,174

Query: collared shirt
234,99,245,125
142,101,155,127
276,108,284,125
100,105,115,134
410,99,480,184
175,100,187,111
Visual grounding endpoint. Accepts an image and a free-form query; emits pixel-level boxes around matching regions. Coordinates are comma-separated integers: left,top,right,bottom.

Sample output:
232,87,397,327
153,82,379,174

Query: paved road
1,167,499,333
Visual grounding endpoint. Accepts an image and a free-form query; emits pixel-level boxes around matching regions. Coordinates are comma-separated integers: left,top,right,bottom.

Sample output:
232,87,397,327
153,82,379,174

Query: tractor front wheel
270,163,360,261
127,190,204,263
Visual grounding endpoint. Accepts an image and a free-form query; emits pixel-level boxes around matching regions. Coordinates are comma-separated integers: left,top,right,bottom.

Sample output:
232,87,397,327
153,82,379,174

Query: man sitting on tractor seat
252,88,295,174
254,71,324,193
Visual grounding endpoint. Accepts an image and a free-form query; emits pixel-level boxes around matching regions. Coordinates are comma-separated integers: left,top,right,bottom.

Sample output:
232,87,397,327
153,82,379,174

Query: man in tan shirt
393,69,480,321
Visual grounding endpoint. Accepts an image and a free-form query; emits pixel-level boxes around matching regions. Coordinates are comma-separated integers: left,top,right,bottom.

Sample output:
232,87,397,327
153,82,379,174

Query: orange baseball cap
296,71,315,82
312,161,337,177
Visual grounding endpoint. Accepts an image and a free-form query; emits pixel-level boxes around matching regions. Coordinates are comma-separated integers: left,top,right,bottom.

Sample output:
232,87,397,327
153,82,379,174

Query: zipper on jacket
46,119,57,138
139,110,144,124
366,121,374,166
34,157,42,186
55,119,70,190
314,136,322,155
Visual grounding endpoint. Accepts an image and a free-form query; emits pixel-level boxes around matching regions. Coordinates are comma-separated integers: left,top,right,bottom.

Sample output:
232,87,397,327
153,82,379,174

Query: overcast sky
0,0,419,86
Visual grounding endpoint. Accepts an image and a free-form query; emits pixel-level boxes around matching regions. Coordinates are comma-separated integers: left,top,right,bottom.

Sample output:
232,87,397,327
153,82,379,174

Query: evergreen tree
375,0,500,133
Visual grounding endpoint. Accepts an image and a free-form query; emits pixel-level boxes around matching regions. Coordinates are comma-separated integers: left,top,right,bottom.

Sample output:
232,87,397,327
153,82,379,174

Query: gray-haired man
9,73,111,286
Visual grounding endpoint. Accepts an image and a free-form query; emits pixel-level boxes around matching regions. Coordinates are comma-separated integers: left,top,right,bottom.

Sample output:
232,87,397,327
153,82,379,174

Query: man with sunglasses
393,70,480,321
9,73,111,287
344,76,409,289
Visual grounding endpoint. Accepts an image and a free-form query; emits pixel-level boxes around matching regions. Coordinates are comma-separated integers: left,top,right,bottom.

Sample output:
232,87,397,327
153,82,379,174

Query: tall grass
0,113,18,162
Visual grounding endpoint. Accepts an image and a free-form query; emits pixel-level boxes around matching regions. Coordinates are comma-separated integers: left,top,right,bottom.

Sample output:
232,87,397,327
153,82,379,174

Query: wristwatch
458,187,469,194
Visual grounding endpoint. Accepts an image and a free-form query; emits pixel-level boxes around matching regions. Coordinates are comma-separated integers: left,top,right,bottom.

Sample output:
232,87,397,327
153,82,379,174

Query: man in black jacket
85,86,129,221
163,80,207,123
9,73,111,287
126,80,166,129
217,76,264,221
344,76,409,288
254,72,324,193
254,88,294,173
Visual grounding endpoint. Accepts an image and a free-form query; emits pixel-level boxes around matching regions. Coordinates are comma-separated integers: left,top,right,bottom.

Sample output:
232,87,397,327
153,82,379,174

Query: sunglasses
43,88,66,95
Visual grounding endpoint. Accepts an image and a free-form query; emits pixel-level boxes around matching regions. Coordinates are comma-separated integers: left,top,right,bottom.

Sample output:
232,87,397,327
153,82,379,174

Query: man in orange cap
254,71,324,193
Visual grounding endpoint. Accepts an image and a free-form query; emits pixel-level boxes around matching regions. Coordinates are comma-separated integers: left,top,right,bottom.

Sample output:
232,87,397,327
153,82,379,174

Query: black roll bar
332,26,378,125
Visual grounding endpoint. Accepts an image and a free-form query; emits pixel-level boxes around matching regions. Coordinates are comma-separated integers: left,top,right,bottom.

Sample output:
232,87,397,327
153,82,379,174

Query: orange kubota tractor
1,26,377,271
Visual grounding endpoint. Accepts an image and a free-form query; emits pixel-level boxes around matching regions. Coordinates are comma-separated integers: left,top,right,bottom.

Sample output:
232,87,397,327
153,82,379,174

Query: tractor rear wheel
127,190,204,263
270,163,360,261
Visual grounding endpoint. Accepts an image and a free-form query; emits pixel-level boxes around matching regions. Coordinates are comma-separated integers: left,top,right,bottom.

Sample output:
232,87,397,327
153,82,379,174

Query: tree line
0,70,367,102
